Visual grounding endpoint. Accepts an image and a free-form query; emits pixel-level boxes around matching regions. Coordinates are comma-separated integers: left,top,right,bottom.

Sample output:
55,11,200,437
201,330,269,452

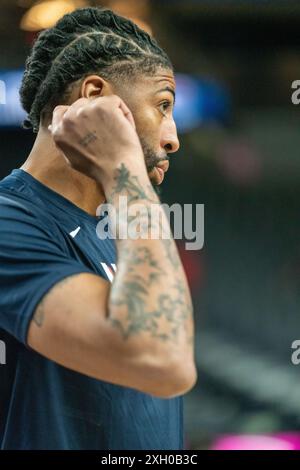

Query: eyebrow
155,86,176,103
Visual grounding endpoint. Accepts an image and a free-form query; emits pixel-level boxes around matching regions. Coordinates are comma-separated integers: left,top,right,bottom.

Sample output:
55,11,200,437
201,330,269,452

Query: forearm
101,159,195,364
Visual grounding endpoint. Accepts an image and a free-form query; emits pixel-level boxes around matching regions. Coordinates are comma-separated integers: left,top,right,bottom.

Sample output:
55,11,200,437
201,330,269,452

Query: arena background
0,0,300,450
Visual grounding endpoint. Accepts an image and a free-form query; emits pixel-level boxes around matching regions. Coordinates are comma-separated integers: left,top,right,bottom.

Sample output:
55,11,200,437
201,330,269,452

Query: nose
161,119,180,154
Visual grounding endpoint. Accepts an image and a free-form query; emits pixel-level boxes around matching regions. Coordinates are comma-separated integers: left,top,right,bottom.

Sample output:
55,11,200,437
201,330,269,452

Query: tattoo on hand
79,131,98,147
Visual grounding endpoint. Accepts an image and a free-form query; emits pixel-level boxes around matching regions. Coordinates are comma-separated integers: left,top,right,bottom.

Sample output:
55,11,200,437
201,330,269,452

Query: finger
103,95,135,128
51,98,91,131
68,97,90,116
63,97,90,122
118,99,136,130
51,105,69,133
87,95,136,129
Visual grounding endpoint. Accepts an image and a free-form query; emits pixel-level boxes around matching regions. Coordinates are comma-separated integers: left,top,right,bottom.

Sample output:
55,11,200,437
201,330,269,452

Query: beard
139,137,169,196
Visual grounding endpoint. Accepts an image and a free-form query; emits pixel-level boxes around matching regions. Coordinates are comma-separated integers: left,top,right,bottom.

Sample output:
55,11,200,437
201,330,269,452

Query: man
0,7,196,449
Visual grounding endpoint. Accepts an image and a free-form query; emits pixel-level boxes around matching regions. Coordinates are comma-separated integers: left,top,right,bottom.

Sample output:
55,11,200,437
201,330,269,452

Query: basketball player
0,7,197,449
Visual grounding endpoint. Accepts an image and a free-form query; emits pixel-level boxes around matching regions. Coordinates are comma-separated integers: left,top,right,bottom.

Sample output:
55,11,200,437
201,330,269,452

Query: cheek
134,108,162,141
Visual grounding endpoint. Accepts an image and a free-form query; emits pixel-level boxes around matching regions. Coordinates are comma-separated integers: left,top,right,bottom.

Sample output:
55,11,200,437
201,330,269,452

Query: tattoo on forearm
109,246,193,344
109,164,182,268
105,163,194,347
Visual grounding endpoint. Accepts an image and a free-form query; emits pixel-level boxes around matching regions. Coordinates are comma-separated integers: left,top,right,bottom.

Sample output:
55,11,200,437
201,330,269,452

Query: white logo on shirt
68,226,116,282
101,262,117,283
69,226,81,238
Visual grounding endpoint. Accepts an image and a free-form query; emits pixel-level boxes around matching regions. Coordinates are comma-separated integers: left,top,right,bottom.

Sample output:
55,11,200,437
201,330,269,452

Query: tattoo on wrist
108,163,157,204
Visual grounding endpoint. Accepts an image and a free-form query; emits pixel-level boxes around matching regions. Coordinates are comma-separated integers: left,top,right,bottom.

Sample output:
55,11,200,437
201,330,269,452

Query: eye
159,100,172,116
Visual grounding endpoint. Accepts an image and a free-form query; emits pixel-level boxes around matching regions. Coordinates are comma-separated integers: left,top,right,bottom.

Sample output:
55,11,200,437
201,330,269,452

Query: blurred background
1,0,300,450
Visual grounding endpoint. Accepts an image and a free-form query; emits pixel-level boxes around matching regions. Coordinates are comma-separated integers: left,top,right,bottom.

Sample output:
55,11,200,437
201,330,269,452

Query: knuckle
75,107,88,120
104,95,120,108
110,94,119,101
62,114,76,132
52,124,64,140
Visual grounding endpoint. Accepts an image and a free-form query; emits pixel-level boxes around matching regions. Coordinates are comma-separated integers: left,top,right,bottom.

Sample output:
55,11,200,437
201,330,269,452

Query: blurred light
0,71,26,128
107,0,152,35
215,138,262,186
107,0,150,19
127,18,152,35
20,0,88,32
211,433,300,451
177,242,205,293
174,74,231,133
0,69,230,131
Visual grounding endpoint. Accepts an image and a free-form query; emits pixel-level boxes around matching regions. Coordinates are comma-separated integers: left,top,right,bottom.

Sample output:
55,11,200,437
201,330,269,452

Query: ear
79,75,114,99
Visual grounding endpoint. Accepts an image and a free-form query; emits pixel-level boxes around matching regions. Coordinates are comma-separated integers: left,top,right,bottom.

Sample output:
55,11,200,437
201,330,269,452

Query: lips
149,160,170,185
154,160,169,185
154,166,164,184
156,160,170,173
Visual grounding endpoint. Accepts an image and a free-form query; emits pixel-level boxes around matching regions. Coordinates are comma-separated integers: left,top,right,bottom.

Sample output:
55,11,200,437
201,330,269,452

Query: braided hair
20,6,172,133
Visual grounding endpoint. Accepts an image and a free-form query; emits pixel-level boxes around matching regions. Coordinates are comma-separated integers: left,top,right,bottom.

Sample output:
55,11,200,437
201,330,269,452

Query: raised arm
28,96,197,398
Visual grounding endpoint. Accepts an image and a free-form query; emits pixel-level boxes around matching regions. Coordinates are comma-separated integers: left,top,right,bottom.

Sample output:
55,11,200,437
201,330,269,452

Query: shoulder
0,187,63,244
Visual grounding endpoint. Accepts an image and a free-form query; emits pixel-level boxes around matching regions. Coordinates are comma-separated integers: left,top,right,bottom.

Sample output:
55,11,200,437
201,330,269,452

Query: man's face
114,68,180,186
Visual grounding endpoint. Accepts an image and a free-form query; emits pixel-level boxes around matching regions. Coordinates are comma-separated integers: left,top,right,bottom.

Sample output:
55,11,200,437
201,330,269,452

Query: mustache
139,137,169,172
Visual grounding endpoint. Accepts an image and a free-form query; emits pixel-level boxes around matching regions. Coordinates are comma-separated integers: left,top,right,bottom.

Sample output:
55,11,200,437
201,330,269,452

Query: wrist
95,158,150,196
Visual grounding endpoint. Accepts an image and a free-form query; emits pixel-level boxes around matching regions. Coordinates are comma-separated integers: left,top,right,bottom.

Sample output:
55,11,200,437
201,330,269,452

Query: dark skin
24,66,197,398
21,67,179,215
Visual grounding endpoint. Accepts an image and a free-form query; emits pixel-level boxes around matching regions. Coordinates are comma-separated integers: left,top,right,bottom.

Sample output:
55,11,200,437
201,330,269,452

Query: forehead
135,68,176,93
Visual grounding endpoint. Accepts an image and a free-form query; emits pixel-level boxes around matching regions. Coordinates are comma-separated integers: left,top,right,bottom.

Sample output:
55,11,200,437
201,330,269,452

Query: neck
21,126,106,216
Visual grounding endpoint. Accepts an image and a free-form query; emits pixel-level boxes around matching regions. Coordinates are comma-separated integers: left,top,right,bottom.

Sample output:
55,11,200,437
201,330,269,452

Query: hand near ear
49,95,147,186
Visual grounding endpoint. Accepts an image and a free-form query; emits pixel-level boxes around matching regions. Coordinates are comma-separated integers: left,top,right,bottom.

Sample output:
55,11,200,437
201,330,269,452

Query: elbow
146,358,198,399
